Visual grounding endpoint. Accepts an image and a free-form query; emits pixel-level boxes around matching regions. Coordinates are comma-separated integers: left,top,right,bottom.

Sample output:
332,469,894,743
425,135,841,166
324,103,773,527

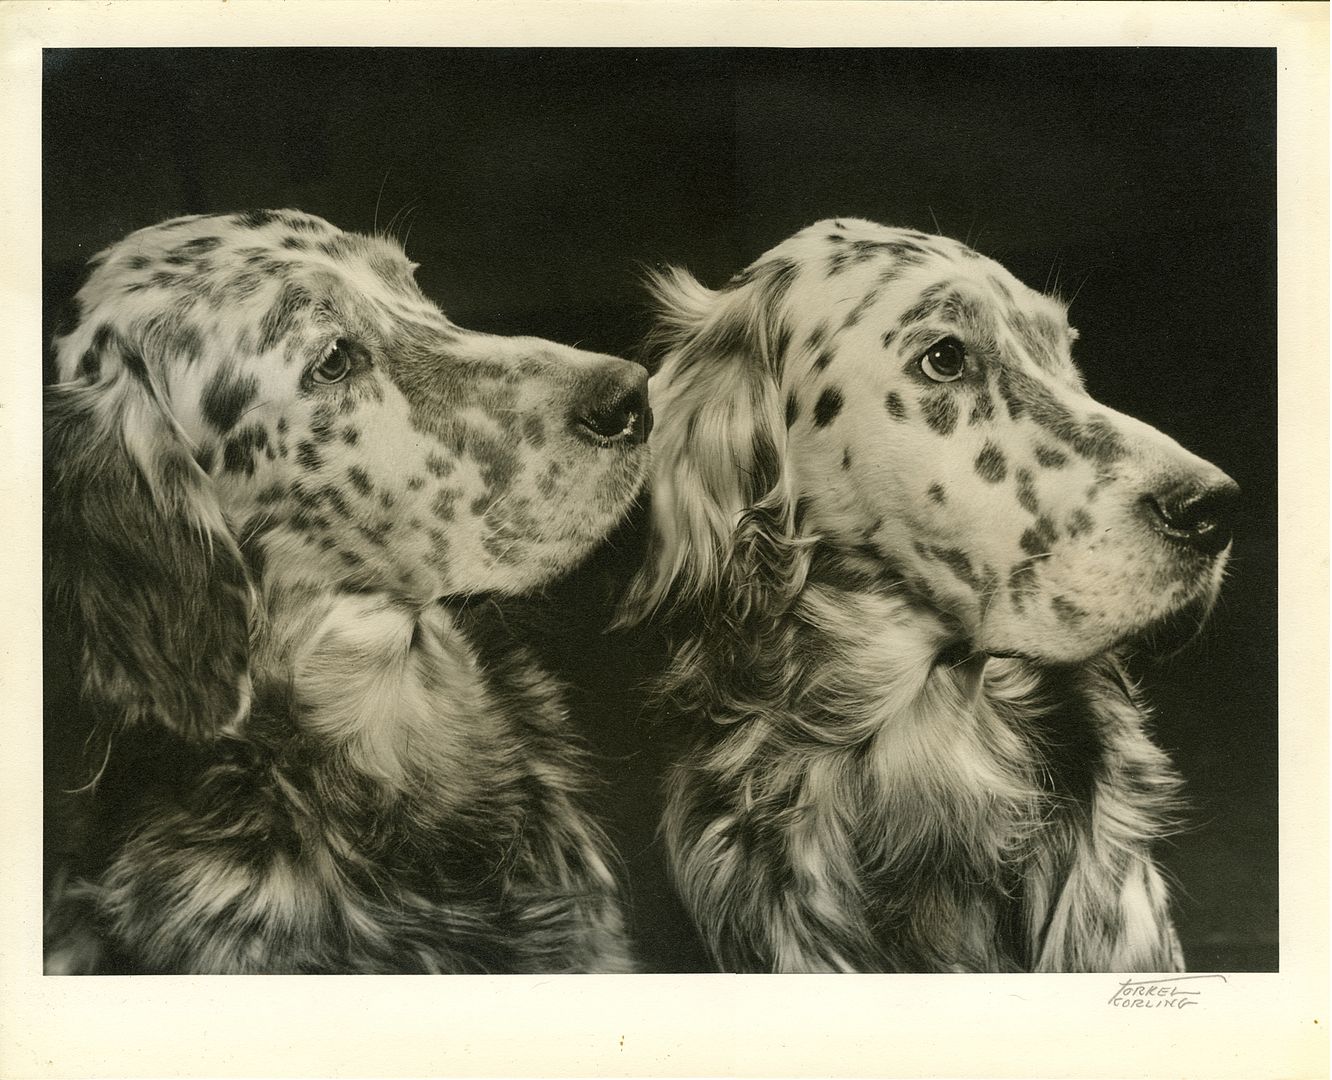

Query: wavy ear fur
45,331,251,740
621,261,811,634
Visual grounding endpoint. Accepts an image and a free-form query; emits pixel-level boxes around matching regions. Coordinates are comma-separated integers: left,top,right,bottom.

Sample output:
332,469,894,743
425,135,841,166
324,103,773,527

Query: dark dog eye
920,337,967,382
312,339,355,385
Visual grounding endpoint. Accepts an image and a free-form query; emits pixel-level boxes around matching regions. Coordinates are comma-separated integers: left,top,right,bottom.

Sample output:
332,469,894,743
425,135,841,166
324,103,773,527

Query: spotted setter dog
621,218,1238,972
44,210,649,973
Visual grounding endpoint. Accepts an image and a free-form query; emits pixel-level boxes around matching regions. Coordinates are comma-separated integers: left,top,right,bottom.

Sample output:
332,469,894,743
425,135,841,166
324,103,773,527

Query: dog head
47,209,650,737
625,218,1236,665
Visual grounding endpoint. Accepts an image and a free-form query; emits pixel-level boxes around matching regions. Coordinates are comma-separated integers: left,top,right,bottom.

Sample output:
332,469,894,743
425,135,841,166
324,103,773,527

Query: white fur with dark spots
45,210,648,973
621,218,1234,972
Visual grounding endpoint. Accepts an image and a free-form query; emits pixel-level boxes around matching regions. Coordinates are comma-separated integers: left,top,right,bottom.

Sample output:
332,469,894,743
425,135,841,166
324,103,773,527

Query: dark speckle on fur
425,452,455,478
347,466,374,497
432,489,459,521
318,485,350,519
319,237,353,260
258,282,312,355
932,545,981,591
310,416,337,446
1020,515,1059,557
201,366,259,433
975,443,1007,484
1051,595,1088,624
1015,468,1040,514
785,392,800,429
356,520,393,547
1035,443,1068,469
1020,528,1047,558
996,367,1127,463
222,424,268,477
813,387,844,429
235,209,278,229
1008,560,1039,610
1066,508,1094,538
968,387,995,426
841,289,879,330
255,482,286,505
919,391,958,436
522,415,546,448
296,441,323,472
77,349,101,381
117,342,154,388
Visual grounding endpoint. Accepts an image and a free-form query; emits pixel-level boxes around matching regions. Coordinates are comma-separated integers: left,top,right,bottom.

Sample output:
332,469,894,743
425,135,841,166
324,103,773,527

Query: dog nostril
1142,477,1240,557
572,362,650,446
581,386,642,438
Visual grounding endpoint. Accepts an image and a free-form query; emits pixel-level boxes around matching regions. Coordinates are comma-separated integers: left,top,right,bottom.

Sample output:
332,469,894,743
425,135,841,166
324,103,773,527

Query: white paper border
1,4,1325,1078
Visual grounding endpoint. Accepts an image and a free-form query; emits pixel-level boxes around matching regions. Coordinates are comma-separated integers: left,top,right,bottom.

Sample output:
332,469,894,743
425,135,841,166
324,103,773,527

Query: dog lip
980,647,1047,666
573,407,650,447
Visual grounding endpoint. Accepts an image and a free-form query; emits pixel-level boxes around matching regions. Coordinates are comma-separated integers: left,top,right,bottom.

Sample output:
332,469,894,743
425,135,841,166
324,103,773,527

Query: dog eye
920,337,967,382
312,339,355,385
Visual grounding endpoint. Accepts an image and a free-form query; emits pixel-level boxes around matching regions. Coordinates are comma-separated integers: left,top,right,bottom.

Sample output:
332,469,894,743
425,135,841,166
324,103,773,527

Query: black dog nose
571,360,651,446
1141,476,1241,557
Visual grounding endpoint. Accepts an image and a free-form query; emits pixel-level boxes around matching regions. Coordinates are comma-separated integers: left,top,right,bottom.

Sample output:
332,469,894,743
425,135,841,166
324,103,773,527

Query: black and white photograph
4,2,1326,1077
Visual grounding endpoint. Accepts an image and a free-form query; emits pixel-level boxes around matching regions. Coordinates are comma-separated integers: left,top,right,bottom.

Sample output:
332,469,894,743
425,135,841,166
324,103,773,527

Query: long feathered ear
620,260,810,628
45,329,251,740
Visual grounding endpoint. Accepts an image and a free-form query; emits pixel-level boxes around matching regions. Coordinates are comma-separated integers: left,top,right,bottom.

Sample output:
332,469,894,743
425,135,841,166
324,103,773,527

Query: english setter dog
44,209,649,973
621,219,1238,972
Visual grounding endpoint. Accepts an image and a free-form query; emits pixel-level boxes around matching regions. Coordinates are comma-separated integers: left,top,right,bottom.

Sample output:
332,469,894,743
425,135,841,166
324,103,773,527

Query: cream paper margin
0,3,1325,1078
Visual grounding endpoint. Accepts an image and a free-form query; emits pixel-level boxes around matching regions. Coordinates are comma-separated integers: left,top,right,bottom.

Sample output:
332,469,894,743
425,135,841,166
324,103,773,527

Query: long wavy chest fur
661,582,1184,973
48,598,629,974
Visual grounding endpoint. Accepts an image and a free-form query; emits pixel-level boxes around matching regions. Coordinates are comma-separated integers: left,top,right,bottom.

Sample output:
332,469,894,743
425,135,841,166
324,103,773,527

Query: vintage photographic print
7,3,1325,1076
41,44,1277,977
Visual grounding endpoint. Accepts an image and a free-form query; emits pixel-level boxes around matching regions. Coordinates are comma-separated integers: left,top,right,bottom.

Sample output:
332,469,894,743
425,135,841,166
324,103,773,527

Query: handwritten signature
1107,974,1228,1009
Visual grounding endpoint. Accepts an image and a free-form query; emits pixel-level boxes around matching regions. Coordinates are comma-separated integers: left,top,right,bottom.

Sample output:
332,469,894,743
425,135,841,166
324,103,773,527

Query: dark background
43,48,1277,971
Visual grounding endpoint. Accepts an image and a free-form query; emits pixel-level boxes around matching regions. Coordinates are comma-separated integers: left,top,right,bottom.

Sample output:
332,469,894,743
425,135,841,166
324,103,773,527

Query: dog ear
620,262,810,629
45,329,251,740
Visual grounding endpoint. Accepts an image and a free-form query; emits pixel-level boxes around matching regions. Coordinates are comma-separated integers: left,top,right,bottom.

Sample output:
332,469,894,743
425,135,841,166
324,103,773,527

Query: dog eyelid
308,337,360,385
920,336,967,382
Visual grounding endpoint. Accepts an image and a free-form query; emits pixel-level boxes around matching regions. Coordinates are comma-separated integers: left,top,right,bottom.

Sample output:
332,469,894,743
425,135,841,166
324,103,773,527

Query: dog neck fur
251,542,495,798
657,565,1182,972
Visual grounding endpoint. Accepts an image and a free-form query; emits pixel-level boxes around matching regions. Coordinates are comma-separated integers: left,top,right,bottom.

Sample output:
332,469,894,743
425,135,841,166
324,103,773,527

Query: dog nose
570,359,651,446
1140,475,1240,557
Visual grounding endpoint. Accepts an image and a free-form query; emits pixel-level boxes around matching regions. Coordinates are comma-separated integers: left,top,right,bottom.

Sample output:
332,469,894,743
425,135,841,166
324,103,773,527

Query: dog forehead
782,219,1062,307
897,259,1069,332
84,210,415,295
766,224,1081,395
74,211,425,343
